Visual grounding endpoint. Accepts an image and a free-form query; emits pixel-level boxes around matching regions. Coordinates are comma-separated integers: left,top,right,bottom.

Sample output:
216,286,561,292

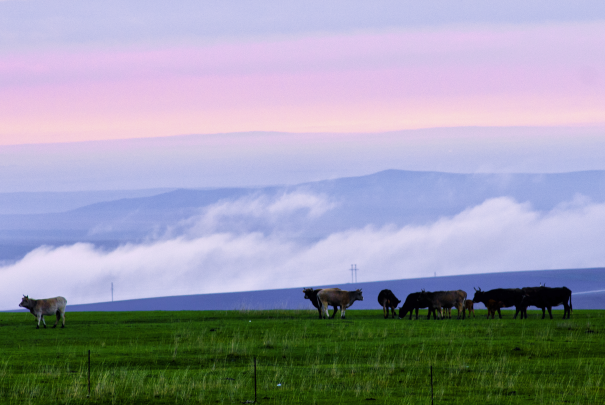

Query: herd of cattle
16,285,573,328
303,285,573,320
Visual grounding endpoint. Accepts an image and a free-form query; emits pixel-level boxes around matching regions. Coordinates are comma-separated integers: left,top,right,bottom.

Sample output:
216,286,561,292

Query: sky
2,1,605,307
1,0,604,146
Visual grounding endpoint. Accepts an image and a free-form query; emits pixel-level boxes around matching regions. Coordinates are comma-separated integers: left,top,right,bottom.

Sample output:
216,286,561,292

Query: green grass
0,309,603,404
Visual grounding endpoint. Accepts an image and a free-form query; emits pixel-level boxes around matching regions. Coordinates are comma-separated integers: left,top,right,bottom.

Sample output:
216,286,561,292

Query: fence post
88,350,91,397
430,365,433,405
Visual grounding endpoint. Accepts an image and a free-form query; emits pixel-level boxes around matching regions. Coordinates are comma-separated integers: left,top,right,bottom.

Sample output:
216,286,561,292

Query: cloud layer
3,194,605,309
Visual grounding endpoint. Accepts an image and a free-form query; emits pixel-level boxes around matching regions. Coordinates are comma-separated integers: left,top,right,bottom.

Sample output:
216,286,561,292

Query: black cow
377,289,401,319
472,287,526,319
303,288,341,319
521,286,572,319
398,292,429,320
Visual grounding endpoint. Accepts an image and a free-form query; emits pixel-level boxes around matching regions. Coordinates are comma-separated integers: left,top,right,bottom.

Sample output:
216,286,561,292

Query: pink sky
1,21,604,145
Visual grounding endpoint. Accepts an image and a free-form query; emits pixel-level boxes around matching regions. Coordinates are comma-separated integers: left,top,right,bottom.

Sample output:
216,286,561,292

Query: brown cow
485,299,506,319
463,299,475,318
317,288,363,319
19,295,67,329
417,290,467,319
377,289,401,319
303,288,341,319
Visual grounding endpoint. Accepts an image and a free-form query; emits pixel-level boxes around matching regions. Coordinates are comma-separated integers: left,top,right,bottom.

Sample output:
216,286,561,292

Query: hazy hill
41,267,605,312
2,169,605,261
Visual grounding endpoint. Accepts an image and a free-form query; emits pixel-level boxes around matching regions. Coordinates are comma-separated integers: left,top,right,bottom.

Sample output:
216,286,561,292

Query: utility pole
350,264,357,283
111,282,113,302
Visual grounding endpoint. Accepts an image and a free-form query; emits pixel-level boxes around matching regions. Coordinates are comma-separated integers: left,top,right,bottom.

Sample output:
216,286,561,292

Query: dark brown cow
485,299,506,319
417,290,467,320
472,288,526,319
521,286,572,319
463,299,475,318
19,295,67,329
303,288,341,319
317,288,363,319
377,289,401,319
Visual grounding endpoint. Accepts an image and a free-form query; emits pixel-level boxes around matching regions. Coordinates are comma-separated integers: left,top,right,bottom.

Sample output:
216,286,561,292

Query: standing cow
463,299,475,318
485,299,506,319
521,286,572,319
377,289,401,319
19,295,67,329
398,292,429,320
417,290,467,320
472,288,526,319
303,288,341,319
317,288,363,319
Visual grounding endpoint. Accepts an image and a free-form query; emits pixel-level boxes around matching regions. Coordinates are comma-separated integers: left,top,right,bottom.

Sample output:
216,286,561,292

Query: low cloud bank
3,196,605,309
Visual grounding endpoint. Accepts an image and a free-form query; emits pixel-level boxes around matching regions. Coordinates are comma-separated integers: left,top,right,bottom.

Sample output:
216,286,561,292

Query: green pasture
0,309,603,404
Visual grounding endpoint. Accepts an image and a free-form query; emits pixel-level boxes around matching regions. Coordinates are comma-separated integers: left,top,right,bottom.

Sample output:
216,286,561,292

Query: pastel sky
1,0,604,146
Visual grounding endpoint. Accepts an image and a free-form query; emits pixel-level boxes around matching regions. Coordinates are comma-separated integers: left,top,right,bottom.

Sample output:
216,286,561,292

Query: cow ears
421,289,425,293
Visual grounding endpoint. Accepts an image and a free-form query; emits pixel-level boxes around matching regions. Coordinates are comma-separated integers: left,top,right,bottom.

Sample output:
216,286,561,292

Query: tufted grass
0,309,603,404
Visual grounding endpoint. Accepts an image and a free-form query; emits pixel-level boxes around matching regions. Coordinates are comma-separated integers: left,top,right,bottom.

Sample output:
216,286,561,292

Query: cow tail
570,292,573,314
316,295,324,312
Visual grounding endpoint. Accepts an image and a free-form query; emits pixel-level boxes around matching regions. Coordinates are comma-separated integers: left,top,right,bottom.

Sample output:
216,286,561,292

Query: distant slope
2,169,605,262
51,267,605,312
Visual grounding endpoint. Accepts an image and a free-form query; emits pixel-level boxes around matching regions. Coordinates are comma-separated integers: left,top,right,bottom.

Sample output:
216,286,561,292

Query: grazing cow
317,288,363,319
377,289,401,319
521,286,572,319
303,288,341,319
485,299,506,319
417,290,467,320
472,288,526,319
398,292,429,320
19,295,67,329
464,300,475,318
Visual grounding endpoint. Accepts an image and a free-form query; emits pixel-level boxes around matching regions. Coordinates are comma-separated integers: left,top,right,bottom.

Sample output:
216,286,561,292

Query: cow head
472,287,484,303
19,295,33,309
353,289,364,301
303,288,317,300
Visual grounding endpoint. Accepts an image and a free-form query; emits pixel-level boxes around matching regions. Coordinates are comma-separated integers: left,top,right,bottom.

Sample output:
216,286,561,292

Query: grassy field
0,308,603,404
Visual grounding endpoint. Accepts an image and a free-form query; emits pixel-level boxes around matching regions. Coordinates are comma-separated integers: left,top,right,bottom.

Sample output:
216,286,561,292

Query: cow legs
383,304,388,319
391,307,397,318
317,307,323,319
329,306,339,319
341,307,346,319
497,308,502,319
541,307,546,319
54,310,65,328
38,315,47,329
547,307,553,319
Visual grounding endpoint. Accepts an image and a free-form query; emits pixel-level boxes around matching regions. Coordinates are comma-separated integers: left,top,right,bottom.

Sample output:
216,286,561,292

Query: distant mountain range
2,169,605,262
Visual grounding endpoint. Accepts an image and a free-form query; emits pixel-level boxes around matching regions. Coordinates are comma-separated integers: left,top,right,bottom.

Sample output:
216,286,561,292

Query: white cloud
173,191,337,237
2,196,605,310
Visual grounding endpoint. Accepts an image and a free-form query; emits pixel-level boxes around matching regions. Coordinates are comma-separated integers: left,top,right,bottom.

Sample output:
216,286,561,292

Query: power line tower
350,264,358,284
